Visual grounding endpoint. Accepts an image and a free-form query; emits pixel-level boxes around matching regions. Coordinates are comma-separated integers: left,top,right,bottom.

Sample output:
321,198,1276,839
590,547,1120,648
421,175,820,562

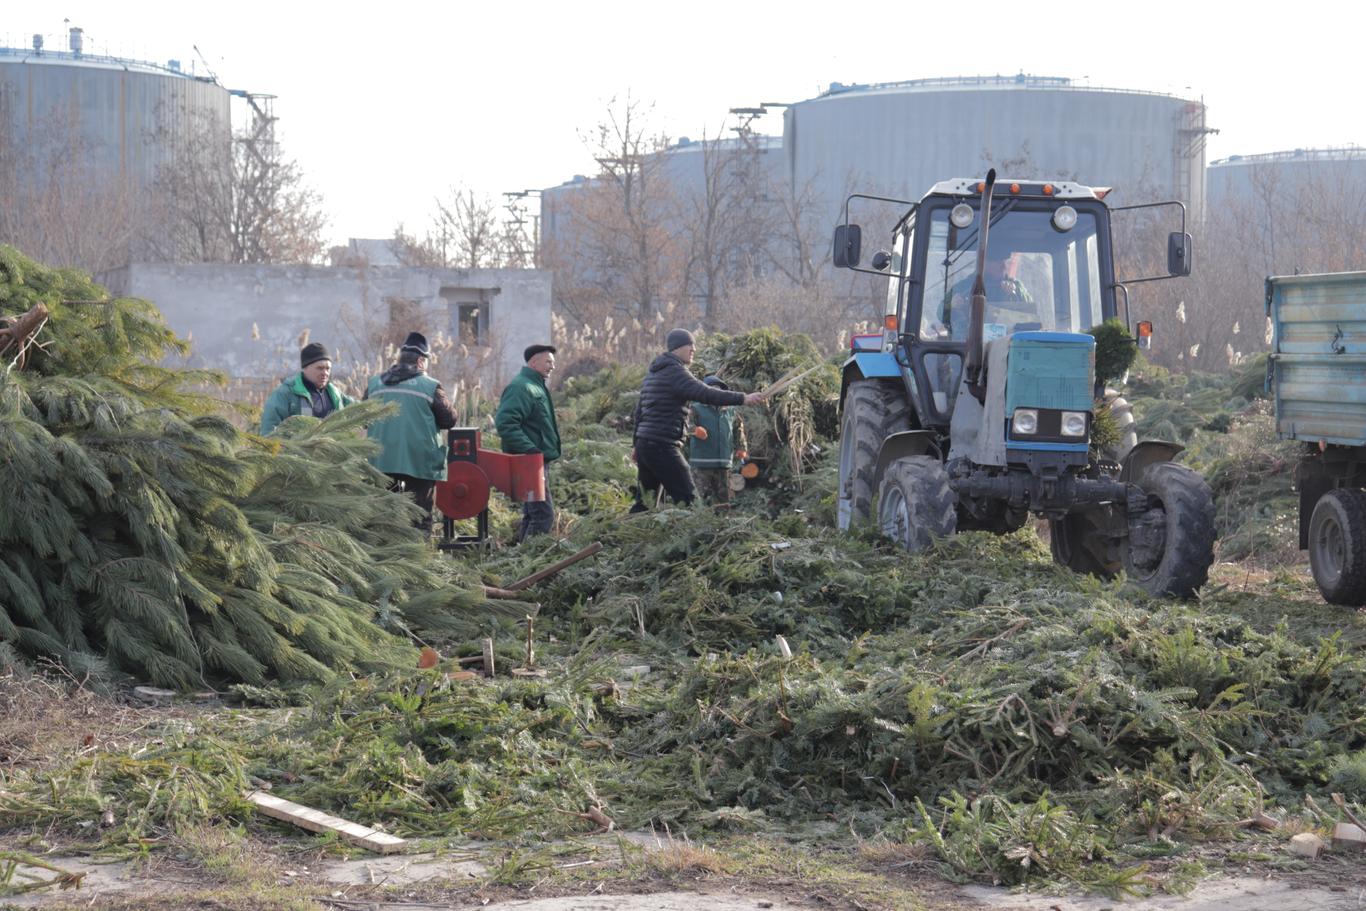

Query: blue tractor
833,171,1215,598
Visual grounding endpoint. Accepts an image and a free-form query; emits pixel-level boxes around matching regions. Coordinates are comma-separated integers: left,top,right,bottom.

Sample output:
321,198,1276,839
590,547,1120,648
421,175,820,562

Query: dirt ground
4,842,1366,911
4,647,1366,911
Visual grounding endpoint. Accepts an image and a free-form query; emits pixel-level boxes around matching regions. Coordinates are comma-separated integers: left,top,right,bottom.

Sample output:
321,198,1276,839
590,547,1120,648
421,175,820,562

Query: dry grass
642,833,736,876
0,664,211,773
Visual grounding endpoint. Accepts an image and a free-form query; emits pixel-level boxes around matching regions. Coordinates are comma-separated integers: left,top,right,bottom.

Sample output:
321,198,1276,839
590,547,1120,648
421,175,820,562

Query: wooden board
246,790,406,854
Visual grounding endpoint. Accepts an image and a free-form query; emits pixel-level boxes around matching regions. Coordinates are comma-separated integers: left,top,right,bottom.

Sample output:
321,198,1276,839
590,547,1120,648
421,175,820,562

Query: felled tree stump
0,303,50,369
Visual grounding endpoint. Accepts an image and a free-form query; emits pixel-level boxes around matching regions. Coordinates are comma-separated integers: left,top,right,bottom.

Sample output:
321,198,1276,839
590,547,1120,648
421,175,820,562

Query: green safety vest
688,404,736,469
365,373,447,481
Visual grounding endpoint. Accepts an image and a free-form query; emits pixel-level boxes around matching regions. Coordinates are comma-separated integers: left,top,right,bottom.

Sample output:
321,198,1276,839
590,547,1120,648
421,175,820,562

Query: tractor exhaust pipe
963,168,996,402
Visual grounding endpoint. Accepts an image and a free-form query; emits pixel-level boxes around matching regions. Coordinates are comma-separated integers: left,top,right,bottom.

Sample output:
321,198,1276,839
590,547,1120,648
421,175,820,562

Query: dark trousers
693,467,732,505
387,473,436,533
518,467,555,542
635,439,696,507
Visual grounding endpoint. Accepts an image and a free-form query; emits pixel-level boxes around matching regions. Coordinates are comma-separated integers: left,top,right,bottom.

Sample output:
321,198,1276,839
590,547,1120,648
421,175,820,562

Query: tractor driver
935,252,1036,341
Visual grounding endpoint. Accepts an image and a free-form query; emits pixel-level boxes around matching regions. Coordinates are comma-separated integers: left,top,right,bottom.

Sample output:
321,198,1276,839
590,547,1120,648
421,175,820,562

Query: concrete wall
100,262,553,397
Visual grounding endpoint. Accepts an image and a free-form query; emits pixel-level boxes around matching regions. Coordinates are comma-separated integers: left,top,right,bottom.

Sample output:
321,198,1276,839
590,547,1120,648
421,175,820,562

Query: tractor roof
927,178,1108,200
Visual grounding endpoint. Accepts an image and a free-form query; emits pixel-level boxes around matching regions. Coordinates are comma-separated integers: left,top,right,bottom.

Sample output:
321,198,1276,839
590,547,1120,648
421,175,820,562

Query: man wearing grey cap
495,343,561,540
259,341,354,435
631,329,764,507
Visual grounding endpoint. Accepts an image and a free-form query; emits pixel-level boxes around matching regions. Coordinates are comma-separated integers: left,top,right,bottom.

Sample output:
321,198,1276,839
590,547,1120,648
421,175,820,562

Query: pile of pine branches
0,246,499,689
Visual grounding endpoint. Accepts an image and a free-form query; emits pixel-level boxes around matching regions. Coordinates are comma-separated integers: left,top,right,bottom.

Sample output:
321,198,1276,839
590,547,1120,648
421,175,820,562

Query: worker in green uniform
687,376,748,506
259,342,354,434
364,332,457,534
494,344,561,541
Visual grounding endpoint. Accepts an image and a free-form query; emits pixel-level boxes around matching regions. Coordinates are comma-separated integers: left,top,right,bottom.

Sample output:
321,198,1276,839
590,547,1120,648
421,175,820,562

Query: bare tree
433,187,501,269
151,107,327,265
0,104,144,273
546,95,681,338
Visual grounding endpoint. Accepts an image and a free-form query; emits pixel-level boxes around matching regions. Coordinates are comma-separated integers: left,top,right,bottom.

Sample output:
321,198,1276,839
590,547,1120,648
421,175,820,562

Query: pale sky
8,0,1363,245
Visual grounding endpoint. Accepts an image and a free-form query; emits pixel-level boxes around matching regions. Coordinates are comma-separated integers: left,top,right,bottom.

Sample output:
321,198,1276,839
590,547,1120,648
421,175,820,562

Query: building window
458,303,486,345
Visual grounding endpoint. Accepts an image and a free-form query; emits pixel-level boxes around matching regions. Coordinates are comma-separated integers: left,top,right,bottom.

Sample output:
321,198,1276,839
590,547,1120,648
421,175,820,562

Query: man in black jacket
631,329,764,507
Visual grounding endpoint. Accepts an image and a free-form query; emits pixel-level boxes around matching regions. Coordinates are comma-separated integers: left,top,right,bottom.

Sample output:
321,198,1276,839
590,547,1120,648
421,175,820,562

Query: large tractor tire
838,380,913,529
1308,488,1366,605
1121,461,1216,599
876,456,957,552
1049,509,1121,577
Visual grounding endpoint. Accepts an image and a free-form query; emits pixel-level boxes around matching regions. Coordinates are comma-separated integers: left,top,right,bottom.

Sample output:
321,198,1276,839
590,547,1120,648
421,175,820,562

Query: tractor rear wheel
838,380,913,529
1308,488,1366,605
877,456,957,552
1121,461,1215,598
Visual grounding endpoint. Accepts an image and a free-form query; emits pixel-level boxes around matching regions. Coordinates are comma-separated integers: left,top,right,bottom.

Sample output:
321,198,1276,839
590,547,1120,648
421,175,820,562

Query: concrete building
100,258,553,396
783,75,1214,225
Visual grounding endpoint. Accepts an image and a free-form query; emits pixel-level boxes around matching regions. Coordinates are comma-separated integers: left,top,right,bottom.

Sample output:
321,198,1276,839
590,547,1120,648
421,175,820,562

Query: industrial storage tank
1208,147,1366,213
781,74,1213,224
0,28,231,208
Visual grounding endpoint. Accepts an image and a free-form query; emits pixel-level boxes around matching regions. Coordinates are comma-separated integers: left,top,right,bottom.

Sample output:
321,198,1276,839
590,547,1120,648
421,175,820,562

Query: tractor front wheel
838,380,912,529
877,456,957,552
1121,461,1215,599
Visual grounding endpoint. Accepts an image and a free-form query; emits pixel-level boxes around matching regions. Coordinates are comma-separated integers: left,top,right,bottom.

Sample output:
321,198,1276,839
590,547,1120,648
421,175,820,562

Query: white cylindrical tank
782,75,1210,223
0,43,231,202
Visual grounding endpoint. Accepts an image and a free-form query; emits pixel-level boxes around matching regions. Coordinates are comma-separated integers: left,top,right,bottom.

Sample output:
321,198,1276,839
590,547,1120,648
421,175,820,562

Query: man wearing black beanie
631,329,765,507
260,341,355,434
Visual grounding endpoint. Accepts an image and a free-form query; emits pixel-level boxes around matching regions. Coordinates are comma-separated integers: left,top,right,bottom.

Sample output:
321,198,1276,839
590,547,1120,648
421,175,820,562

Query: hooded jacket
633,352,745,447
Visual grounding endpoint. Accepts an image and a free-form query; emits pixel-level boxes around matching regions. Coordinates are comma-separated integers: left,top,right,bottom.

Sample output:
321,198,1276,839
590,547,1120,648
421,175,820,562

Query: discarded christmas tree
0,245,495,688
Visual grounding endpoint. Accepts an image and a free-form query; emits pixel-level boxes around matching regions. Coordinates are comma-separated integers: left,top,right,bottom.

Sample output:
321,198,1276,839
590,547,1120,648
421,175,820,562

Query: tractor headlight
1061,411,1088,437
1011,408,1039,435
950,203,975,229
1052,205,1078,232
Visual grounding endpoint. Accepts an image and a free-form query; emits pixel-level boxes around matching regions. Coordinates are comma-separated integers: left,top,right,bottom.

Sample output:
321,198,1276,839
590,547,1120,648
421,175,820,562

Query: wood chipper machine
434,428,545,548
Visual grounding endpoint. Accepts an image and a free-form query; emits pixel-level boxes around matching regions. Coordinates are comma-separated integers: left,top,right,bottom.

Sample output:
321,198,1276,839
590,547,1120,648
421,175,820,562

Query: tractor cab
841,179,1121,431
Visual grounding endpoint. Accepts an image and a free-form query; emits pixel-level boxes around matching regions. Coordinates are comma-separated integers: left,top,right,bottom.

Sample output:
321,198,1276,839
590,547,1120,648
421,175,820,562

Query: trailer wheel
1308,489,1366,605
877,456,956,552
1122,461,1215,599
838,380,912,529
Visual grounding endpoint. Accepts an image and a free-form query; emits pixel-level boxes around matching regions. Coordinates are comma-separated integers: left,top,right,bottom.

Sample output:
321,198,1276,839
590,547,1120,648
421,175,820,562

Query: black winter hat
400,332,430,356
666,328,695,351
523,343,557,362
300,342,331,368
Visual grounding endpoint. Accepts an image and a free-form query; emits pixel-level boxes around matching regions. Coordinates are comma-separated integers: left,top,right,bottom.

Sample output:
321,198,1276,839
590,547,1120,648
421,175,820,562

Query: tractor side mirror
870,250,891,271
833,224,862,269
1167,232,1192,277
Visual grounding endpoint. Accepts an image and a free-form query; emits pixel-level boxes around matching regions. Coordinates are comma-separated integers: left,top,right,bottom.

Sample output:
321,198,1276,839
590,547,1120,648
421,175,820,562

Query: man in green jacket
495,344,561,541
260,342,354,434
364,332,458,534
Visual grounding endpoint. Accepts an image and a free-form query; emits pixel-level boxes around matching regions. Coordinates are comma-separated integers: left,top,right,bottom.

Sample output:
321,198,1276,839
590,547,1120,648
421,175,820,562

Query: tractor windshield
919,204,1105,342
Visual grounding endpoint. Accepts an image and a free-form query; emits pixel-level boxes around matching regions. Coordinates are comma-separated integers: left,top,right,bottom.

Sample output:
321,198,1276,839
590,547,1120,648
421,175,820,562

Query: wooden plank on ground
246,790,406,854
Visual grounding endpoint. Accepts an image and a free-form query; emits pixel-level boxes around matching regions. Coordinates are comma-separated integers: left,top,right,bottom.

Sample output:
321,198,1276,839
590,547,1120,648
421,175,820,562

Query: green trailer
1267,270,1366,602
